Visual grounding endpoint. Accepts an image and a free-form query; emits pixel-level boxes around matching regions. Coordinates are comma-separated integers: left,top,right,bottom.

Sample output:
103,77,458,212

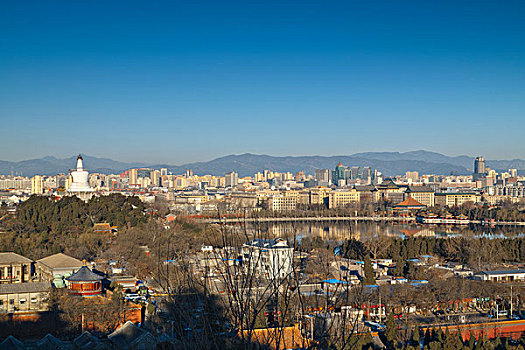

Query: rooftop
66,266,104,282
394,197,426,208
407,185,434,193
245,238,290,249
0,252,32,265
0,281,51,294
37,253,83,269
108,321,152,348
479,269,525,276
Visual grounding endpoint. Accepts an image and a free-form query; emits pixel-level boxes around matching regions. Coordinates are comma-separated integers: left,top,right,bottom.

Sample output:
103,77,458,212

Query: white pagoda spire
76,154,84,171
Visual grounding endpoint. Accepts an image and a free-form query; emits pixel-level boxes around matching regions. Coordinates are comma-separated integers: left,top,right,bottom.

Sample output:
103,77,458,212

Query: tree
363,255,376,286
385,311,398,347
412,325,420,346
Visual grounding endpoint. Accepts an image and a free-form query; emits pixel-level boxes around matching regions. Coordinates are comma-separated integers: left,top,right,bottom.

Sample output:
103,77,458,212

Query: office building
474,156,487,180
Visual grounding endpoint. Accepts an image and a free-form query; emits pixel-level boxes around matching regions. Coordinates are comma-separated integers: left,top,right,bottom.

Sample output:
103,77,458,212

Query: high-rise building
56,174,67,188
129,168,138,185
295,171,306,182
151,170,161,187
160,168,168,176
361,167,372,181
225,171,239,187
406,171,419,183
315,169,331,185
474,156,487,180
332,162,348,186
350,166,360,180
31,175,44,194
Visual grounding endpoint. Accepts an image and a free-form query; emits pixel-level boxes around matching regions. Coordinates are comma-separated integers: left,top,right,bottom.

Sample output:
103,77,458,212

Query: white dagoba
67,155,94,201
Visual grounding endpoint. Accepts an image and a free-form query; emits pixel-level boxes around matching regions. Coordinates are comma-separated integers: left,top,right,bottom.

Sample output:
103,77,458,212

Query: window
31,298,38,303
0,300,3,306
20,298,26,304
9,299,14,305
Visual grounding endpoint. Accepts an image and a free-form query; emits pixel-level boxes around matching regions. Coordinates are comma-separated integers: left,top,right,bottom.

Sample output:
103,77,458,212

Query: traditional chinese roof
66,266,104,282
37,334,68,350
0,336,25,350
108,321,155,349
74,331,107,350
394,197,426,208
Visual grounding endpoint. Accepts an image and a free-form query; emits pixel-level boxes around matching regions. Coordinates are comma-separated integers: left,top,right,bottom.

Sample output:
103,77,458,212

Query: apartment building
405,186,435,207
328,189,360,209
435,192,481,207
268,196,297,212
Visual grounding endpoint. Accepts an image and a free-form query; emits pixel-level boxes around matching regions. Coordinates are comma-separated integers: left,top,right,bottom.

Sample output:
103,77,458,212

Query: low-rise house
110,276,138,292
0,252,33,284
473,269,525,282
0,281,51,314
36,253,83,282
242,238,293,280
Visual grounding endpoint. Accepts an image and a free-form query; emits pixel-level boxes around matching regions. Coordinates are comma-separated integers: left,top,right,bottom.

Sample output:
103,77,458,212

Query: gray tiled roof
0,281,51,294
65,266,104,281
0,252,32,265
37,253,83,269
108,321,149,348
407,186,434,193
0,336,26,350
36,334,68,350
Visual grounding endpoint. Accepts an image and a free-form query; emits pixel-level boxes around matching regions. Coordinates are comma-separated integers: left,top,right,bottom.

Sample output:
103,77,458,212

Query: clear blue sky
1,1,524,164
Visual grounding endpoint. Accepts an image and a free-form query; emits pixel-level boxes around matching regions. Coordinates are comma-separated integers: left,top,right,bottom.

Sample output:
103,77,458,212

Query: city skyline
2,149,525,178
1,1,525,163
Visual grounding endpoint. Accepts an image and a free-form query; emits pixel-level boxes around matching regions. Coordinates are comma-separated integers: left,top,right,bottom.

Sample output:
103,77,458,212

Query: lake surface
230,221,525,243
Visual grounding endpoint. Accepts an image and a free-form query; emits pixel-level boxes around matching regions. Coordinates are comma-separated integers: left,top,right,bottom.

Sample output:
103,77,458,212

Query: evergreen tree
385,311,398,347
412,325,420,346
363,255,376,285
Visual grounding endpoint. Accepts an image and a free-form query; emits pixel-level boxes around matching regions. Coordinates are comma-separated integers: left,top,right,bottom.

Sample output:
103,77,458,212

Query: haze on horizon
1,1,524,164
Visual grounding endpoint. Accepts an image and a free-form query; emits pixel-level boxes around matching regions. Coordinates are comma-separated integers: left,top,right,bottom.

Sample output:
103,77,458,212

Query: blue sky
1,1,524,164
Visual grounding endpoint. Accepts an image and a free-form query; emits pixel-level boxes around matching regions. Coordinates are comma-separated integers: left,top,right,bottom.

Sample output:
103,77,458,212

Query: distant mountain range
1,151,525,177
